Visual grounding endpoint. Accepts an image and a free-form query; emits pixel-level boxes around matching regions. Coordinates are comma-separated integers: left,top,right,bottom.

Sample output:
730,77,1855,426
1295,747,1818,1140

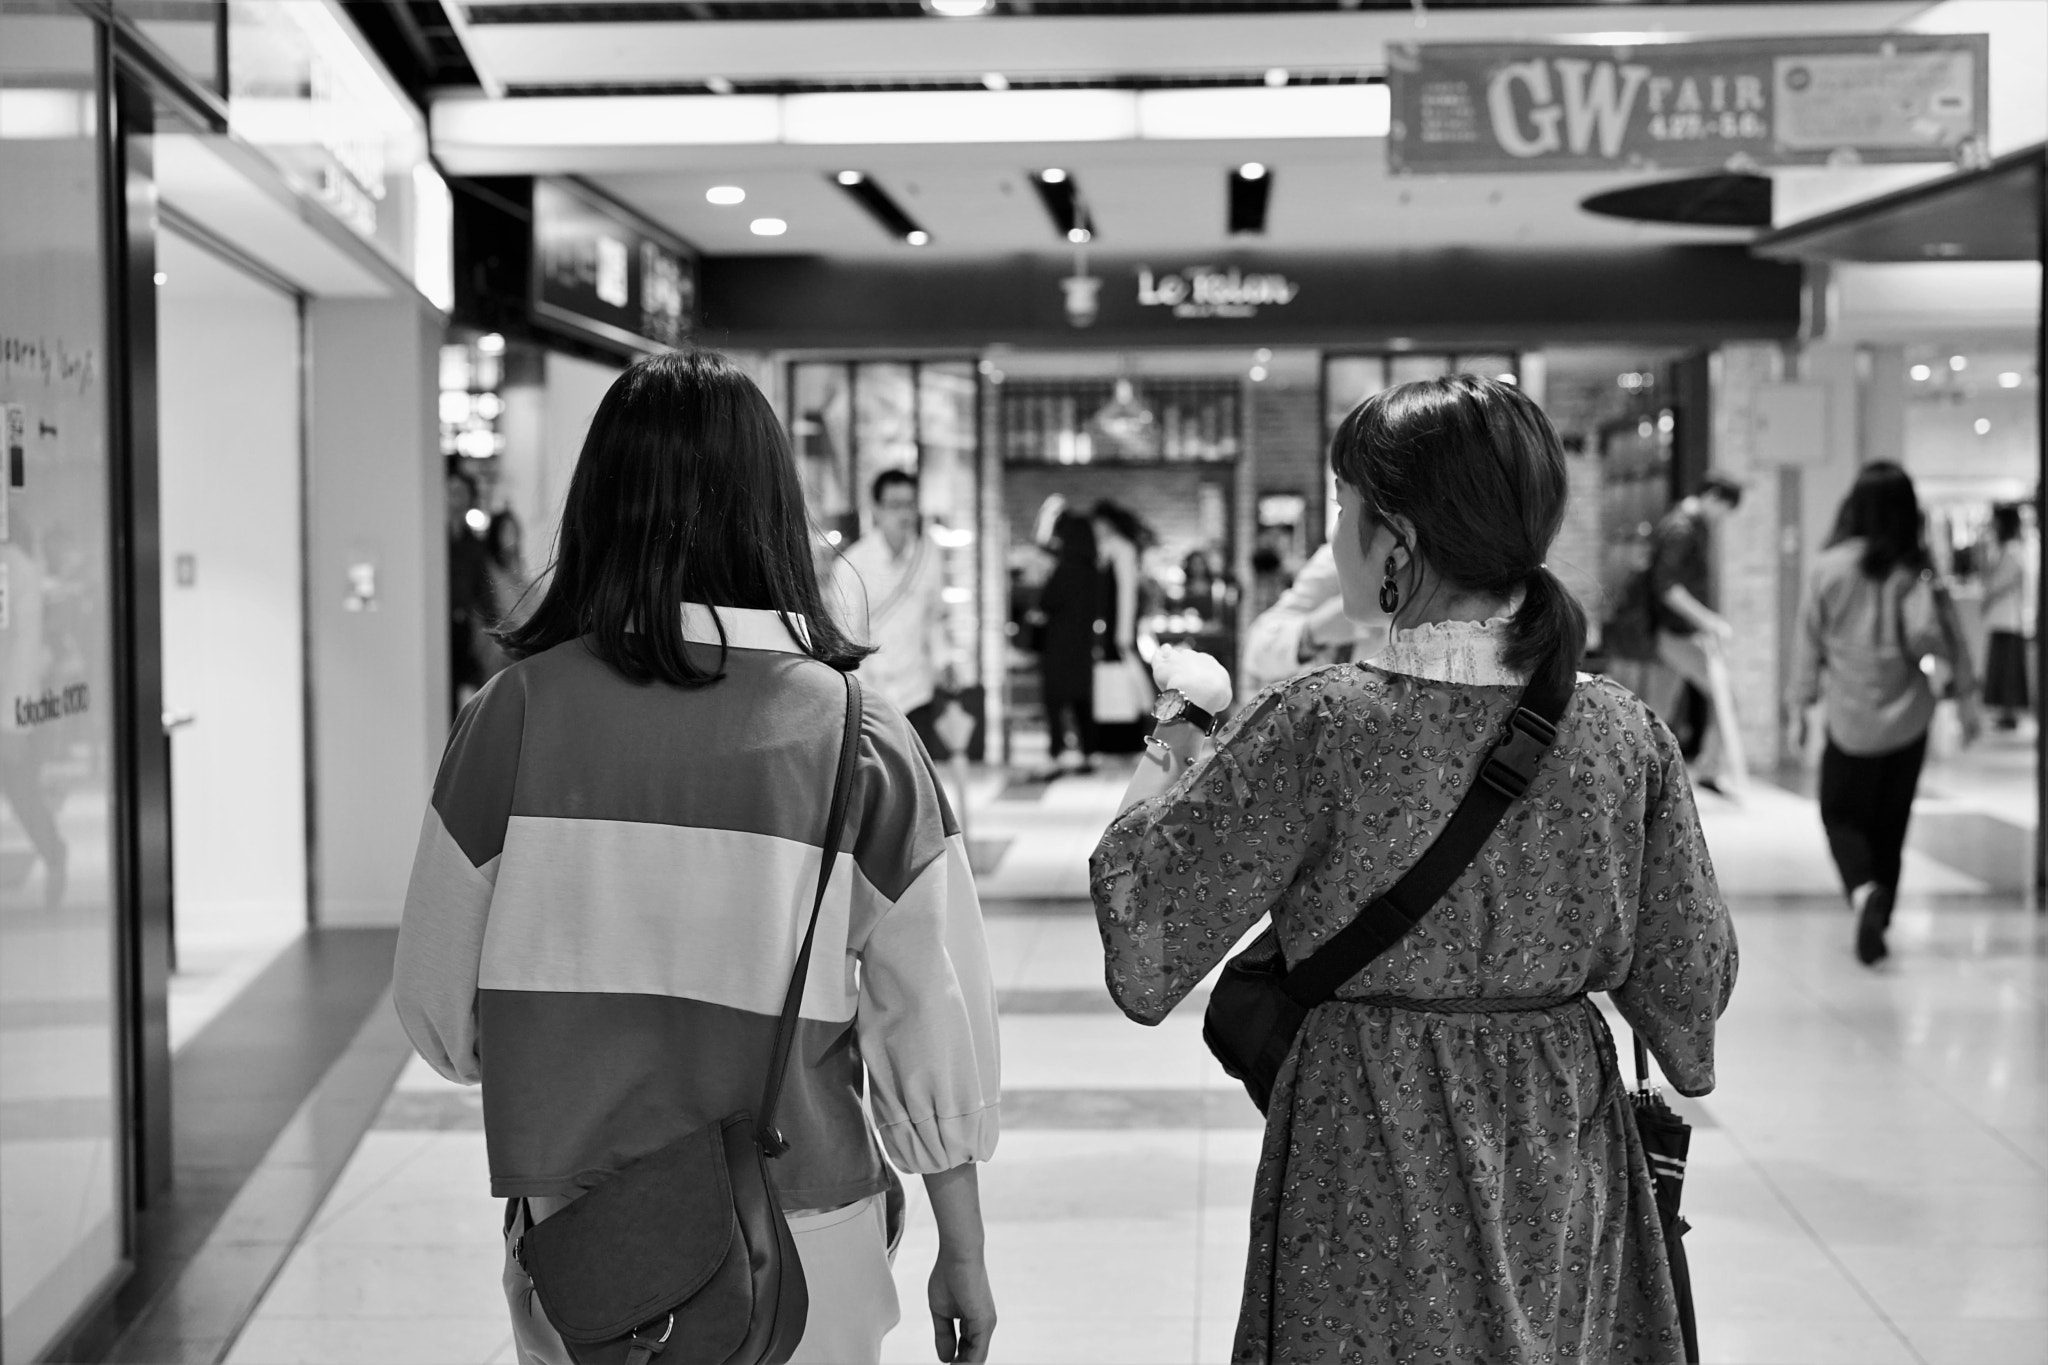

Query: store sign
532,179,696,353
1388,34,1988,174
1134,265,1300,319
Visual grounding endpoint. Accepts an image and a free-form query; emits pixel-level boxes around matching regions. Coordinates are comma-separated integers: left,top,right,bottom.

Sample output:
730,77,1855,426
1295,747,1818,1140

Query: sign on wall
531,179,696,353
1388,34,1989,175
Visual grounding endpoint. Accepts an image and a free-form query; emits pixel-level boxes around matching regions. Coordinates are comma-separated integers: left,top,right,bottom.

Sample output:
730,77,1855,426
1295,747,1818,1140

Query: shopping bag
1092,657,1152,724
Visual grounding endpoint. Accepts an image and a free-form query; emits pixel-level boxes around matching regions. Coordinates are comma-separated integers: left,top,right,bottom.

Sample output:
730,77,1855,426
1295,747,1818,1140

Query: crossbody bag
1203,664,1572,1112
515,671,864,1365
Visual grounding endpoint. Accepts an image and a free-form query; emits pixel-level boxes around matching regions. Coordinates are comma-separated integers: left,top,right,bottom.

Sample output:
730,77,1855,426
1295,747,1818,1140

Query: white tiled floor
223,768,2047,1365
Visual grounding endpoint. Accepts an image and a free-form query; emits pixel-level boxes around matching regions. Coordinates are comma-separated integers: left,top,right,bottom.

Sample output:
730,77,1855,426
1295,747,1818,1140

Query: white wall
156,232,308,943
306,298,446,926
536,351,621,565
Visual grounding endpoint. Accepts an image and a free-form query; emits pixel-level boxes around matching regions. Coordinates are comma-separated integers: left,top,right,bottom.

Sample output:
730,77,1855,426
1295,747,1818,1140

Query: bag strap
758,670,863,1157
1281,663,1574,1009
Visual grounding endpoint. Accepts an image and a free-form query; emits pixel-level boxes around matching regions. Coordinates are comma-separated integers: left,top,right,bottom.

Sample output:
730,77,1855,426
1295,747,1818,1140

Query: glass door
0,11,128,1360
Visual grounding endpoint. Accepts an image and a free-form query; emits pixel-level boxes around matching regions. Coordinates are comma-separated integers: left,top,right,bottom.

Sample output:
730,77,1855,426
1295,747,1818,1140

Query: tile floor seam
1716,1122,1933,1365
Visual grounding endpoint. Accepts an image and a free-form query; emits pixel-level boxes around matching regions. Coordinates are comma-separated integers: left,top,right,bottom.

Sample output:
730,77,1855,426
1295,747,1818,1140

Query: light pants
504,1193,901,1365
1646,629,1749,793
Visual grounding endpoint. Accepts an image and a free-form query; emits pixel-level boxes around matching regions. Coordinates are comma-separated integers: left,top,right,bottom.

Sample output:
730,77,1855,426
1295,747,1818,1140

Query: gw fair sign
1388,35,1988,175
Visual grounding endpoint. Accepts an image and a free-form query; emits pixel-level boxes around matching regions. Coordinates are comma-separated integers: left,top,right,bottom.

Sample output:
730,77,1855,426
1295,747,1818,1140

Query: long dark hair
1827,461,1928,580
498,349,868,686
1090,499,1156,550
1330,374,1587,693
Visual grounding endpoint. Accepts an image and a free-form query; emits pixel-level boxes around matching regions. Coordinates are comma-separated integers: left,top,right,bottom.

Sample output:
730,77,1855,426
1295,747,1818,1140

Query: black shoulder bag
516,672,864,1365
1203,666,1572,1113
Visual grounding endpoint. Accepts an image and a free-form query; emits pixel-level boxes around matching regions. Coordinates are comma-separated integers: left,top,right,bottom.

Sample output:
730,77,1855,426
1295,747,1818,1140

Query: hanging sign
1388,34,1989,175
531,179,697,353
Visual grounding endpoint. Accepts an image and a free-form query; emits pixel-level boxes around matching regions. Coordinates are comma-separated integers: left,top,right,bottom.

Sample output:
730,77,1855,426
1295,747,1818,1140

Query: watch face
1152,689,1184,724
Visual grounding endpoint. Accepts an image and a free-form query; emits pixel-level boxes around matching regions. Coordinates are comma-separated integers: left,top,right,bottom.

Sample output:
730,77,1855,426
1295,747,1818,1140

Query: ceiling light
1254,348,1273,363
1950,354,1968,371
924,0,993,13
1067,226,1091,244
1999,371,2023,388
1249,365,1269,383
1910,363,1932,381
982,73,1009,92
1264,67,1290,87
837,170,864,185
1238,161,1267,180
783,89,1136,144
1228,162,1271,235
476,332,505,354
1040,168,1067,183
750,217,788,236
1140,85,1388,140
705,76,735,96
1975,418,1992,435
705,185,745,205
153,271,167,286
906,229,930,246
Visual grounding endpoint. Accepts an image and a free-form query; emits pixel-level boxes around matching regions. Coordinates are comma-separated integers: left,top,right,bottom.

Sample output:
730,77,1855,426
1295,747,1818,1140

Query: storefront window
0,12,126,1359
791,360,983,690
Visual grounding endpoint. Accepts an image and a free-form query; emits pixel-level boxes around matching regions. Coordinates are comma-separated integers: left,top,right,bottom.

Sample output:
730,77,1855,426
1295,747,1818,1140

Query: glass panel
790,363,854,541
130,0,225,95
226,0,428,275
1322,354,1386,431
1388,352,1453,386
0,12,125,1361
852,362,917,524
917,363,979,686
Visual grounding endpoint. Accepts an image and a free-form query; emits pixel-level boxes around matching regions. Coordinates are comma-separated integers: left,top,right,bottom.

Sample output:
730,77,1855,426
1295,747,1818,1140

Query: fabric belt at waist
1340,992,1588,1014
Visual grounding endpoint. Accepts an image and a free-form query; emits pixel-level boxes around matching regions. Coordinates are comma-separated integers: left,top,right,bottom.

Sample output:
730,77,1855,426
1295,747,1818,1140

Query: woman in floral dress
1092,375,1737,1364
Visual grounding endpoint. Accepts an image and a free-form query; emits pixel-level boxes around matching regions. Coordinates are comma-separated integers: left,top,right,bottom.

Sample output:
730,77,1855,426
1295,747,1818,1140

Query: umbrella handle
1632,1035,1652,1091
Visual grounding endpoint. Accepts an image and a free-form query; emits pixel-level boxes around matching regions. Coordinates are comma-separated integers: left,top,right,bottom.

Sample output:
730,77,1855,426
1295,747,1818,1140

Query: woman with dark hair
394,351,1000,1365
1981,502,2030,729
1036,510,1101,772
1092,375,1735,1363
1789,461,1980,965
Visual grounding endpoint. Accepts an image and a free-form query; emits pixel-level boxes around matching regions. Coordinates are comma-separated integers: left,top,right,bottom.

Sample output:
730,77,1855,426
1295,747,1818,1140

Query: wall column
1711,343,1791,770
305,297,446,927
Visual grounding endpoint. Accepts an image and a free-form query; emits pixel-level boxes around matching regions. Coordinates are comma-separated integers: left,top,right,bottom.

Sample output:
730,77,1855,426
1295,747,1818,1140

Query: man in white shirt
832,468,950,752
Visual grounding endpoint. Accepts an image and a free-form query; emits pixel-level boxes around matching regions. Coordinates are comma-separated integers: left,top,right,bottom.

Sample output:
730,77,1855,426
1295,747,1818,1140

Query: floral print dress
1090,619,1736,1364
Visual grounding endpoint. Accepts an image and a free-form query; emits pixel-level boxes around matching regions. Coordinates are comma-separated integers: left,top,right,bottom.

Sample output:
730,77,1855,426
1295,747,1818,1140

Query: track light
830,171,933,246
1040,167,1067,184
1229,163,1272,235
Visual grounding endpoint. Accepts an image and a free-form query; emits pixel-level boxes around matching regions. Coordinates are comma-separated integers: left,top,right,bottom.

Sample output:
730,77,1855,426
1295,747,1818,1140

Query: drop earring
1379,555,1401,614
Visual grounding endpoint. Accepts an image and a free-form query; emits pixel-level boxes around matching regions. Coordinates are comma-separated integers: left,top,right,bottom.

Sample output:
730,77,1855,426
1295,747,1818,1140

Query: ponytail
1503,566,1587,694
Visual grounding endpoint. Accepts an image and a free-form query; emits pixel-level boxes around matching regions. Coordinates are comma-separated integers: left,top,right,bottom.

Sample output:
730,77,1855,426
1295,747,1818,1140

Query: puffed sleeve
393,671,525,1085
1611,714,1738,1097
851,707,1000,1174
1090,678,1333,1025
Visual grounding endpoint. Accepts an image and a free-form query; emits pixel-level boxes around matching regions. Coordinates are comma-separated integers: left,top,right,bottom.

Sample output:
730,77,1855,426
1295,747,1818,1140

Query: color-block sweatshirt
392,605,1001,1210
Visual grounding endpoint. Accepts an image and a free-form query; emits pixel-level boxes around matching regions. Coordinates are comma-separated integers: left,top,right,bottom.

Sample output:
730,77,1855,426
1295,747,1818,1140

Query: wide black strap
758,670,863,1154
1281,664,1573,1009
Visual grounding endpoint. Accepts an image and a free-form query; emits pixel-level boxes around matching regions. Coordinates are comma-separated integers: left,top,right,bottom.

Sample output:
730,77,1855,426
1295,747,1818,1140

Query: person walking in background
832,468,952,758
1645,475,1748,797
1090,500,1154,753
1981,503,2031,730
1241,542,1379,690
1788,462,1981,967
394,352,1000,1365
1093,375,1735,1364
1036,510,1101,773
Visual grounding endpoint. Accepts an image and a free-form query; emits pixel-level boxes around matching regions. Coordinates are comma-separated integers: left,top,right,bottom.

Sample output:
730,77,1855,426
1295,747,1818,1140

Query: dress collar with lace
1370,603,1526,687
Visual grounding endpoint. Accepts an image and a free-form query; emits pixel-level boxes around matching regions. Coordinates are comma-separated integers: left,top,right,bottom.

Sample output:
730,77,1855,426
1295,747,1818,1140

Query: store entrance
154,230,308,1048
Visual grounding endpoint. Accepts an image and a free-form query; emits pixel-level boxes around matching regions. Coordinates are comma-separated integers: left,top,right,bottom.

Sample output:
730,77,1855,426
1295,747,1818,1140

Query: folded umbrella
1633,1036,1699,1364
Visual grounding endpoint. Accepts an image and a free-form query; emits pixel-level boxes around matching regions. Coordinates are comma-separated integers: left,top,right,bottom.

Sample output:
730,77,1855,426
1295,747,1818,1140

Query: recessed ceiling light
1264,67,1290,87
706,185,746,205
1254,348,1273,363
982,72,1009,91
1999,371,2023,388
1950,354,1968,371
1067,226,1091,244
1910,364,1932,381
924,0,993,14
750,217,788,236
906,229,931,246
705,76,735,95
153,271,167,285
1040,168,1068,184
1238,161,1268,180
837,170,865,185
1249,365,1269,383
1975,418,1992,435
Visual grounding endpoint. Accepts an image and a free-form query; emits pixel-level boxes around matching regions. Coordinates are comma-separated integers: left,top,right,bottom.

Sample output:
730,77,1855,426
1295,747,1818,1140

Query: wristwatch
1152,688,1219,736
